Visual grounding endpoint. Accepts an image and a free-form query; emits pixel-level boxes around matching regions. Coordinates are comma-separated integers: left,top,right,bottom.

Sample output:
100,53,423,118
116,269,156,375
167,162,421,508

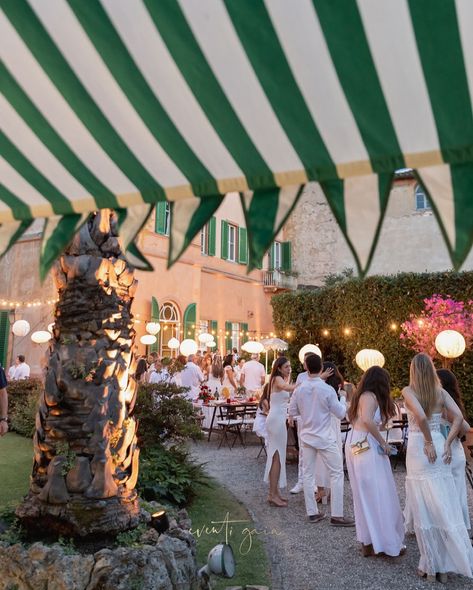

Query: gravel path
191,436,473,590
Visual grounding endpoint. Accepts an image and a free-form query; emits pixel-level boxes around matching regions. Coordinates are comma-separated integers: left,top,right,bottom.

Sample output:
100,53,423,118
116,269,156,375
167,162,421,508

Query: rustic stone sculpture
17,211,141,537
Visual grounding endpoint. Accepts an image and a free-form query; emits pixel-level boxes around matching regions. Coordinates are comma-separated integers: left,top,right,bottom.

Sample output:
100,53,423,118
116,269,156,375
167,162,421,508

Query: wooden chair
386,413,409,469
215,404,244,450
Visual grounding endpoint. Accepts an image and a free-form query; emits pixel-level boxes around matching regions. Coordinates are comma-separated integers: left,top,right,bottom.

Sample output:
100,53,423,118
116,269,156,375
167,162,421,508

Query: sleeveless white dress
441,417,470,530
221,366,235,397
404,411,473,577
264,388,289,488
345,407,404,556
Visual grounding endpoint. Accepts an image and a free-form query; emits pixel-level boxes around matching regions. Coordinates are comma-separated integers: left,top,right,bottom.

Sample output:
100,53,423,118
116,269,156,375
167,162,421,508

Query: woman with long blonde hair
403,353,473,583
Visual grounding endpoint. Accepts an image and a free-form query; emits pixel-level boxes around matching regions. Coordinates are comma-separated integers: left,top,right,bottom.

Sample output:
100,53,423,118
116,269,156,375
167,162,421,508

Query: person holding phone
346,366,405,557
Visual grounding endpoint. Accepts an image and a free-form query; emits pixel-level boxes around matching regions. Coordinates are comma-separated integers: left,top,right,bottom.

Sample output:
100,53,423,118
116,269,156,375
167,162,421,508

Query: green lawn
0,433,32,508
0,434,270,588
189,481,271,589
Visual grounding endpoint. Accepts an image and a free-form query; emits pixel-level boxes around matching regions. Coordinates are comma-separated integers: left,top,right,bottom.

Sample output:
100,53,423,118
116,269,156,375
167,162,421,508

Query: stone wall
284,180,473,287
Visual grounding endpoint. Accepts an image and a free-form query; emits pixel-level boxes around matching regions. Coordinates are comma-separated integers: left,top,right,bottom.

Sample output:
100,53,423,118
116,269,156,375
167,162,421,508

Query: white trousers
302,441,344,517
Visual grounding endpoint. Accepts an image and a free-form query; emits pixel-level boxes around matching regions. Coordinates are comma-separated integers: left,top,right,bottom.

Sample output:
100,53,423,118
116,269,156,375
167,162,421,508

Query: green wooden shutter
238,227,248,264
210,320,218,337
240,322,249,345
221,220,229,260
268,243,276,271
225,321,232,353
281,241,292,272
150,296,160,354
155,202,167,234
208,216,216,256
0,312,9,369
184,303,197,340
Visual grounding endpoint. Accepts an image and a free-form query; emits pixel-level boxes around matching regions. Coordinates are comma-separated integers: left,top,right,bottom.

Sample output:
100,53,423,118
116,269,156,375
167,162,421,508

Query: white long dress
441,417,471,530
264,389,289,488
404,411,473,577
345,407,404,556
221,366,235,397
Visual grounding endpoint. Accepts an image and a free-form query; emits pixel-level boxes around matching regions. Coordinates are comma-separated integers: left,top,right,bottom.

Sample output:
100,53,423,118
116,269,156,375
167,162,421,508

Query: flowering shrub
400,295,473,358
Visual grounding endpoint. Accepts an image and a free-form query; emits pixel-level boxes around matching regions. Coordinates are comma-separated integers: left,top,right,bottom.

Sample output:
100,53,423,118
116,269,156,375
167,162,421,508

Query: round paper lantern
435,330,466,359
145,322,161,335
207,340,217,348
355,349,385,371
12,320,30,337
198,332,213,344
31,330,52,344
241,340,265,354
168,337,180,349
140,334,157,345
47,322,55,333
298,344,322,364
180,339,198,356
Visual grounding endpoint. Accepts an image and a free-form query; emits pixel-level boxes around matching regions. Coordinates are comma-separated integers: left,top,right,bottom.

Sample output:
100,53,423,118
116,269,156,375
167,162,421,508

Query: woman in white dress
221,354,237,398
207,358,223,397
346,366,405,557
436,369,471,531
403,353,473,583
263,357,296,507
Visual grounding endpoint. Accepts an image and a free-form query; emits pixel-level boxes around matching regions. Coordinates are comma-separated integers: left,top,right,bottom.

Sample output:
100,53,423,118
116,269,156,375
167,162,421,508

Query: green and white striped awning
2,0,473,278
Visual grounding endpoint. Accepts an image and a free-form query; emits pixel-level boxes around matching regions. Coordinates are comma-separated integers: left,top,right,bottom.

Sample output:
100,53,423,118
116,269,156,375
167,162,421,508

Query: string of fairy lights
0,298,59,309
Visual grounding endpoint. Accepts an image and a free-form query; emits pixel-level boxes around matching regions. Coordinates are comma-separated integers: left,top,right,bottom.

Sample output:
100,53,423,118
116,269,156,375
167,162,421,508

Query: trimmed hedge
271,271,473,421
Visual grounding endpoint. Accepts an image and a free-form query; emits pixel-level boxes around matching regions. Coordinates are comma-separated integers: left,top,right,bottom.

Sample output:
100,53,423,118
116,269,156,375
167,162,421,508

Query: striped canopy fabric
1,0,473,278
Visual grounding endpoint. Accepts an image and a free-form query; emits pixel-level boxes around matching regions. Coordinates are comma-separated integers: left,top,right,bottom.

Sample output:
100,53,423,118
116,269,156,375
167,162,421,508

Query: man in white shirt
148,359,172,385
289,353,354,526
7,357,19,381
240,354,265,394
179,354,204,401
12,355,30,380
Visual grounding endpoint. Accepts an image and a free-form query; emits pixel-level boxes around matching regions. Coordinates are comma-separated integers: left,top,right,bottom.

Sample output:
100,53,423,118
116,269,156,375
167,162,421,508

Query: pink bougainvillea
400,294,473,358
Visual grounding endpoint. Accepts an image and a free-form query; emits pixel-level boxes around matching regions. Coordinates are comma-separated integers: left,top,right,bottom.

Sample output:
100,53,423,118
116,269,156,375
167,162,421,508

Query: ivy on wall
271,271,473,421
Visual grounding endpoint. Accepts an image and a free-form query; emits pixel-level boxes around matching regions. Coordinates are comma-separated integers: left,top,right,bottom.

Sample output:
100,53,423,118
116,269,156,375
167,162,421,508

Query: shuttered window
155,202,171,235
0,312,9,369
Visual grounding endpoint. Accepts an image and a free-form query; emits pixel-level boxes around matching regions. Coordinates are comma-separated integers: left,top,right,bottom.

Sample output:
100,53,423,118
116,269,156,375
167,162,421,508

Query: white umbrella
260,338,288,351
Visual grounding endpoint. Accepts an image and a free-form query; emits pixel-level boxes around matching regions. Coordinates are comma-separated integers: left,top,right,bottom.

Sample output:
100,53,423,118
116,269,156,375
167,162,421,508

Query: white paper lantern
140,334,157,345
241,340,265,354
12,320,30,337
198,332,213,344
435,330,466,359
47,322,55,333
145,322,161,335
31,330,52,344
355,349,385,371
168,337,180,350
180,339,198,356
207,340,217,348
298,344,322,364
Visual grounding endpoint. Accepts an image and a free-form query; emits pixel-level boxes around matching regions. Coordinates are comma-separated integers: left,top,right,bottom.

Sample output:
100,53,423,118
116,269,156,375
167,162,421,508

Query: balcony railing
263,270,297,290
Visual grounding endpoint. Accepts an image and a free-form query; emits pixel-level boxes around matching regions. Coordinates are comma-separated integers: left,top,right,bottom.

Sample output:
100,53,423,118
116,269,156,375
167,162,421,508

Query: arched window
159,302,180,357
415,184,431,211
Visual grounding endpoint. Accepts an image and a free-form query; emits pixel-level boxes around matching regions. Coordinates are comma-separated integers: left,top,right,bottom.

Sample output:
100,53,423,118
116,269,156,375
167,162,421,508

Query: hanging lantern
47,322,55,333
12,320,30,337
298,344,322,364
180,339,198,356
146,322,161,335
355,349,385,371
198,332,213,344
241,340,265,354
31,330,52,344
140,334,157,345
207,341,217,348
168,337,180,350
435,330,466,359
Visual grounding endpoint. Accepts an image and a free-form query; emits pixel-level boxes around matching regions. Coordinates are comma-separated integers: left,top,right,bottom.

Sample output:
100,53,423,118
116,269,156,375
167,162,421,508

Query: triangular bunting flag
416,163,473,269
168,195,223,267
125,241,153,271
319,173,393,276
0,219,33,258
40,214,88,281
115,203,154,250
240,185,304,270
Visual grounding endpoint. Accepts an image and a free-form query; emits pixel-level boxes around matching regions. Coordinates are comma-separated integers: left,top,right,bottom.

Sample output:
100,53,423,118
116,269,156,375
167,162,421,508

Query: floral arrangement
400,294,473,358
198,383,214,403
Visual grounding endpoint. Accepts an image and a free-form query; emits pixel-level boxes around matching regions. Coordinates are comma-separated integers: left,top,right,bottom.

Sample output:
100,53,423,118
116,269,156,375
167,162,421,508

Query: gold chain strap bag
350,435,370,455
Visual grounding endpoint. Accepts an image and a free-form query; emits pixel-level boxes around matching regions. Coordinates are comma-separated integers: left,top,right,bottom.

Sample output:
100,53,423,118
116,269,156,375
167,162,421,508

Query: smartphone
377,444,398,456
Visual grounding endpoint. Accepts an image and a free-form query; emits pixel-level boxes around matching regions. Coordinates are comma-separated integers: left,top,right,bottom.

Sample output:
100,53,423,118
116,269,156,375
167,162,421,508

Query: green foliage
134,382,202,451
138,445,209,506
115,523,147,548
56,536,76,555
272,270,473,421
7,378,42,438
67,361,87,379
0,508,24,546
